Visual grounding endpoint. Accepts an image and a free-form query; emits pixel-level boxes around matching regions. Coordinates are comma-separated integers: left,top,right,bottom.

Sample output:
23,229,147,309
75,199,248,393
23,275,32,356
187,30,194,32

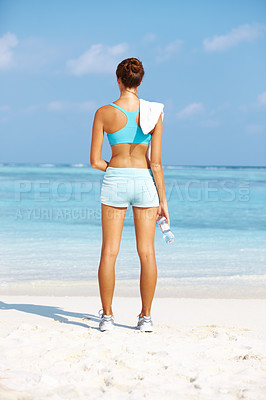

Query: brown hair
116,57,144,88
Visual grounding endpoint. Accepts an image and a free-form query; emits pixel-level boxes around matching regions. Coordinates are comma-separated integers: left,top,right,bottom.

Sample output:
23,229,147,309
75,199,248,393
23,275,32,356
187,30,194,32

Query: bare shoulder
94,104,112,119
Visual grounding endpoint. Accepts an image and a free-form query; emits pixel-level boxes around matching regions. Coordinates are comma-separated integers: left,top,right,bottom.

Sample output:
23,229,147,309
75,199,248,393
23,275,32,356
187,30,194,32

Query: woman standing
90,57,170,332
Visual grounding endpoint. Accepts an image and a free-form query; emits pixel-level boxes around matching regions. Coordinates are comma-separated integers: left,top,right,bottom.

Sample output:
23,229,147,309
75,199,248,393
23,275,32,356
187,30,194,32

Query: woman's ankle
102,309,113,316
140,311,151,317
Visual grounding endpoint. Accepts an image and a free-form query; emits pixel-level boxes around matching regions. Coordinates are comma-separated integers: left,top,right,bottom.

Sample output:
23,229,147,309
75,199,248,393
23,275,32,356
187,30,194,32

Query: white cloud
15,37,67,71
238,93,266,112
0,32,18,69
47,101,96,112
143,33,156,43
176,103,204,120
66,43,128,76
203,22,266,52
19,101,96,115
156,39,182,62
257,92,266,108
200,119,219,128
0,34,66,73
21,104,43,115
237,104,249,113
0,105,11,112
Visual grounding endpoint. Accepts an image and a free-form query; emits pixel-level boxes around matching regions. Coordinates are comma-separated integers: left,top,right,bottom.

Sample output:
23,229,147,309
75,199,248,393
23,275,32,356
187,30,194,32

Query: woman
90,57,170,332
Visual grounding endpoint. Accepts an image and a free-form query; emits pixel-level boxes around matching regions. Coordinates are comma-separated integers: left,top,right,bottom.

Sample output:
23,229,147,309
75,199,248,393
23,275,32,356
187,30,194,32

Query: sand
0,295,266,400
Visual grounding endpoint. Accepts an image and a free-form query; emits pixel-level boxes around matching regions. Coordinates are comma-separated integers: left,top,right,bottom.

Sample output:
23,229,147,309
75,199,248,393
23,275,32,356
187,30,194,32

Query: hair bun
116,57,145,89
131,62,140,73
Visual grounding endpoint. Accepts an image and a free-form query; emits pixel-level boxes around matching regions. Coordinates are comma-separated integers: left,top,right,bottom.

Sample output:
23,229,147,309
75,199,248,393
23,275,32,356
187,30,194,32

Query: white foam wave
165,166,184,169
160,274,266,283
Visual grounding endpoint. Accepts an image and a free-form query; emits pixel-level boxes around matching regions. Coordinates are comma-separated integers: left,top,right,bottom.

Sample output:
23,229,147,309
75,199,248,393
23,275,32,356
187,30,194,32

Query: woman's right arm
90,108,109,172
149,114,170,226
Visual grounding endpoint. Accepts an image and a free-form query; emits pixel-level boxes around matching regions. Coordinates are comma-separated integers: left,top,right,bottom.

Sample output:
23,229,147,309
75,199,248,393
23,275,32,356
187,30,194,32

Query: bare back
102,99,154,169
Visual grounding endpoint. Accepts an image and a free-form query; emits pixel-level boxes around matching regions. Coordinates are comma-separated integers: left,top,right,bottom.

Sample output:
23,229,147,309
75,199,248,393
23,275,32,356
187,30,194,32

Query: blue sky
0,0,265,166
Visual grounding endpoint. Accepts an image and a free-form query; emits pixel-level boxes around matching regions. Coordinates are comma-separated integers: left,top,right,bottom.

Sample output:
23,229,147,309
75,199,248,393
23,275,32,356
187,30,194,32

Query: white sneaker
98,309,114,332
136,313,153,332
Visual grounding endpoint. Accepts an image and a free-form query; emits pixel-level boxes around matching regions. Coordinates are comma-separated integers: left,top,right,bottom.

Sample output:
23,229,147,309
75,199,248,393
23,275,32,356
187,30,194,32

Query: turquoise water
0,163,265,284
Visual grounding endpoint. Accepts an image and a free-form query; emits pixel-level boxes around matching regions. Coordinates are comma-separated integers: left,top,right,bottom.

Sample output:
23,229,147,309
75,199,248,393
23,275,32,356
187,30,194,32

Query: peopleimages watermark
13,178,250,221
13,179,250,202
16,207,101,221
166,179,250,202
14,180,96,202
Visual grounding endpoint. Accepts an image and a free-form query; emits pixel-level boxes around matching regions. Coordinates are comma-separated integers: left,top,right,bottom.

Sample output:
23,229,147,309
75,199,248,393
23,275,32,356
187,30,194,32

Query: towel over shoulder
139,98,164,135
139,98,164,162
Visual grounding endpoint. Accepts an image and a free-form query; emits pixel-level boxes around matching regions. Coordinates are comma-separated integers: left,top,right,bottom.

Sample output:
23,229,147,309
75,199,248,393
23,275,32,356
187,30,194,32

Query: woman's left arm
90,108,109,172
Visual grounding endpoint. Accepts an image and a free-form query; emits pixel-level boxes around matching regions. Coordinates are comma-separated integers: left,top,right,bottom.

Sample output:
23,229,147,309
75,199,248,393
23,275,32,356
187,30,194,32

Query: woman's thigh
101,203,127,254
132,206,159,253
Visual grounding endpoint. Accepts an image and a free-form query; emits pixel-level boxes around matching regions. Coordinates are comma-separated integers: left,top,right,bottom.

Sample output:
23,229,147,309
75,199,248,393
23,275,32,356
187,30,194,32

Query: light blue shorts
100,167,160,208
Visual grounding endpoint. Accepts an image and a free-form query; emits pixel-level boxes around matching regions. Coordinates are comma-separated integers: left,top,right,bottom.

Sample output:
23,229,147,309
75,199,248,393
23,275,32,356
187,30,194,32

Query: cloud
143,33,156,43
0,32,18,70
156,39,182,62
20,104,43,115
66,43,128,76
15,37,67,72
0,34,69,73
0,105,11,112
200,119,219,128
176,103,204,120
203,22,266,52
257,91,266,108
47,101,97,112
19,101,97,115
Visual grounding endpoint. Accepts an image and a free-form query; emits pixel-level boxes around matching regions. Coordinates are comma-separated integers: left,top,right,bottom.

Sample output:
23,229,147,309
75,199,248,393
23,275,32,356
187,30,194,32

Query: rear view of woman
90,57,170,332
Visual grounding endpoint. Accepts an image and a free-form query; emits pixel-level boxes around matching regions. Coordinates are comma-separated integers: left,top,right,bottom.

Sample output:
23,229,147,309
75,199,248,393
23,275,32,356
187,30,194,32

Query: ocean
0,163,266,293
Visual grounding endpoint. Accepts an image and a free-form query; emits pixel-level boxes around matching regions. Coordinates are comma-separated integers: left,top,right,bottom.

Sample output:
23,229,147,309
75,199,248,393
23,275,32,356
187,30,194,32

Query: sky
0,0,265,166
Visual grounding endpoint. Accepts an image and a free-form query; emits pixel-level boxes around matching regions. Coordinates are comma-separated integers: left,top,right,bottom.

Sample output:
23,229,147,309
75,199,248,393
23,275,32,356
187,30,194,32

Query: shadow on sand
0,301,136,330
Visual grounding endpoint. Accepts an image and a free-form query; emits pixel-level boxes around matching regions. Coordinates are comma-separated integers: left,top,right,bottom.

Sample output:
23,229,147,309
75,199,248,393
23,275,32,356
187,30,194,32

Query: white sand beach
0,295,266,400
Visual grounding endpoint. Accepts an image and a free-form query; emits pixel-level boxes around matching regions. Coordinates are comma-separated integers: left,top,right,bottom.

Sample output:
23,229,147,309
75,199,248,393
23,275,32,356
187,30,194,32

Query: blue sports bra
106,103,152,145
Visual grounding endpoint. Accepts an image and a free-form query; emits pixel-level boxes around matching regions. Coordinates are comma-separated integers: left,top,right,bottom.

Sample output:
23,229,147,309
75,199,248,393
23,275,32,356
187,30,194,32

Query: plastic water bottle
156,215,175,244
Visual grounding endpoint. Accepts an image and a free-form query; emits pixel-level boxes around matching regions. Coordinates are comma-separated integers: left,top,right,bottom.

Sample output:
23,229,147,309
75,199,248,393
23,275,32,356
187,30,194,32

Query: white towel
139,98,164,161
139,98,164,135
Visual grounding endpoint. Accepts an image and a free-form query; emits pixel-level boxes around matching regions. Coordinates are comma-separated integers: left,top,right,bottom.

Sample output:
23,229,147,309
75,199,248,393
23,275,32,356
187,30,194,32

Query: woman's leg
98,203,127,316
132,206,159,317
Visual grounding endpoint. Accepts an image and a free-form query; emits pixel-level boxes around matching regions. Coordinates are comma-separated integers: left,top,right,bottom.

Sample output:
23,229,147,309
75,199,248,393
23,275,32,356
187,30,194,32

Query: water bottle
156,215,175,244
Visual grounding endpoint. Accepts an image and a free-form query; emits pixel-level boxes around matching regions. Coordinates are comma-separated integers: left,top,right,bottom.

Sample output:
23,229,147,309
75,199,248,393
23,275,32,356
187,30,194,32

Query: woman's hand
157,201,170,227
